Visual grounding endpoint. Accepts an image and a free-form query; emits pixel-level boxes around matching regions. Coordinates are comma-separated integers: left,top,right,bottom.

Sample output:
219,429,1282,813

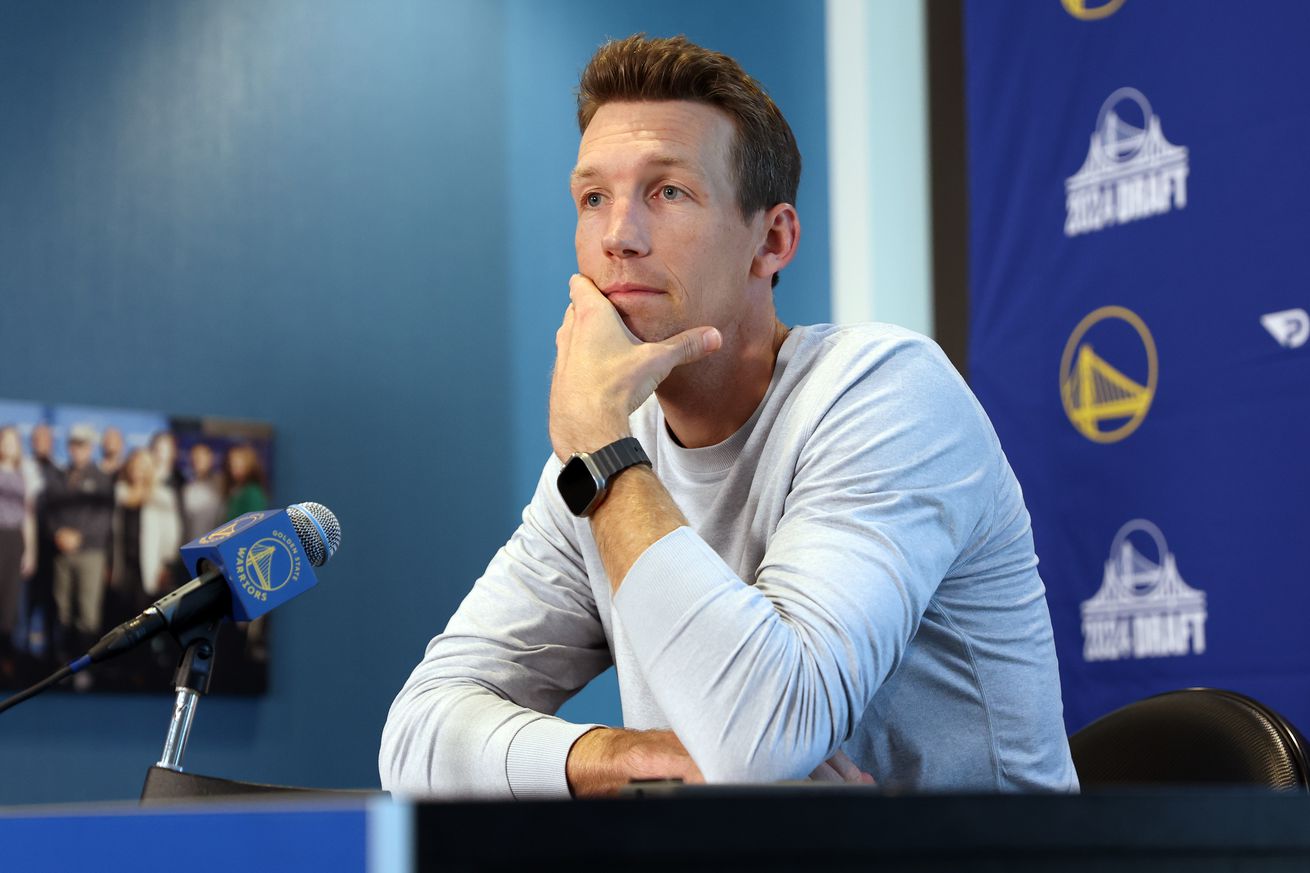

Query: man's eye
659,185,684,201
583,192,604,208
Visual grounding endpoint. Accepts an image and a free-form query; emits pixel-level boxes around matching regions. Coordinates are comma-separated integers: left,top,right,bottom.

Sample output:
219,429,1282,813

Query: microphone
72,502,342,673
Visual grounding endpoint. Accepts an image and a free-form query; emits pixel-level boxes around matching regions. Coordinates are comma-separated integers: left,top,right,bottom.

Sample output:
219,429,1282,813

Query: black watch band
557,437,652,518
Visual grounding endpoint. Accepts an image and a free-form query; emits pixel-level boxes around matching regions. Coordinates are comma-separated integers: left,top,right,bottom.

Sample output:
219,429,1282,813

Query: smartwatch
557,437,652,517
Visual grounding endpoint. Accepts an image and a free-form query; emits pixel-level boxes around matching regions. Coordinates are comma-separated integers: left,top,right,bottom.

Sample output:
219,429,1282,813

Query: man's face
571,101,765,343
32,424,52,458
102,427,123,459
68,440,92,468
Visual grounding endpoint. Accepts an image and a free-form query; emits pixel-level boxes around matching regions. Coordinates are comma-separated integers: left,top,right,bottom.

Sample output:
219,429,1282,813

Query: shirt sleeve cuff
505,717,601,800
614,526,741,656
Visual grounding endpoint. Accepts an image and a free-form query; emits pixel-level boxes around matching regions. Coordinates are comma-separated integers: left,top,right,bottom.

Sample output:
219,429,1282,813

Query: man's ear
751,203,801,283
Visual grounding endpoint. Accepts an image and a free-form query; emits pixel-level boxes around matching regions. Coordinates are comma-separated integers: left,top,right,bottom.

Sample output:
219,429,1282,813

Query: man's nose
602,198,651,258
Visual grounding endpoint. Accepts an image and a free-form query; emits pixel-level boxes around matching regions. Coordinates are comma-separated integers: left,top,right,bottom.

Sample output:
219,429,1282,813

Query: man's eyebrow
570,154,703,185
569,165,602,184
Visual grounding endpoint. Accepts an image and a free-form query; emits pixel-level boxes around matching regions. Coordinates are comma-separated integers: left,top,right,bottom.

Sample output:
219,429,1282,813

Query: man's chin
618,314,674,345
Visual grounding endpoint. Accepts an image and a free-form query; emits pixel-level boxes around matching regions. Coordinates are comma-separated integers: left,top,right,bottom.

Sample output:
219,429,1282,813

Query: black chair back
1069,688,1310,791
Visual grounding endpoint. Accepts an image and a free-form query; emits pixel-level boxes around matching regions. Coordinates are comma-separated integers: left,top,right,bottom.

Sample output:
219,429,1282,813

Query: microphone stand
155,618,223,772
140,620,325,803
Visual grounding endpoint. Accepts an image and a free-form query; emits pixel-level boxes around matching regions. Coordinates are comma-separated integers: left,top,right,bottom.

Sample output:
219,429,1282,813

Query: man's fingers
809,761,842,783
658,326,722,369
568,273,605,308
810,750,875,785
825,749,865,783
568,275,631,339
556,303,574,342
554,304,575,371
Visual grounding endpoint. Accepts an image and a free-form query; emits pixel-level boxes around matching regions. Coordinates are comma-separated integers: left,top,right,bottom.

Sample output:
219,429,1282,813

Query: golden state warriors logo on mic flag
198,511,266,546
182,509,317,621
235,533,301,599
965,2,1310,735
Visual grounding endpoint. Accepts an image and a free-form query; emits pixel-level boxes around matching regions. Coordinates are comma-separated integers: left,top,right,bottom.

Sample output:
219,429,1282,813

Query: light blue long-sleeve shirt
380,324,1078,797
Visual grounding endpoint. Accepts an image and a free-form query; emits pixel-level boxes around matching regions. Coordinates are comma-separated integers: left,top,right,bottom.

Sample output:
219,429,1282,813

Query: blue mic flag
180,509,320,622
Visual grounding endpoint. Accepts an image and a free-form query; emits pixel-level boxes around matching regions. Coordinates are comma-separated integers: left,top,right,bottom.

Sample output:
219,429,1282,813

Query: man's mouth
602,283,664,298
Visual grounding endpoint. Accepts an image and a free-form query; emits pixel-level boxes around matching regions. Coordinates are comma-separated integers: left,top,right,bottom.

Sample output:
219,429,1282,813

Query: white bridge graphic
1081,519,1207,661
1065,88,1189,236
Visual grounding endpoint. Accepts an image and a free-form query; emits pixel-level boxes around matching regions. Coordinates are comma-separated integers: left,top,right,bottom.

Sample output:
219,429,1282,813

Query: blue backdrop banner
964,0,1310,732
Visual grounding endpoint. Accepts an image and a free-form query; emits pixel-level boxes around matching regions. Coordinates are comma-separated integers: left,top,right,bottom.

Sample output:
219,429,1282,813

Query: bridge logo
198,511,266,545
1060,305,1158,443
1061,0,1127,20
1065,87,1189,236
1081,520,1207,661
234,529,302,602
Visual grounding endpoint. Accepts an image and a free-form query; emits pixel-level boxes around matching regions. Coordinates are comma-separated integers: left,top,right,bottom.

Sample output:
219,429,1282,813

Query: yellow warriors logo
198,511,266,545
1062,0,1126,20
1060,306,1158,443
234,530,301,601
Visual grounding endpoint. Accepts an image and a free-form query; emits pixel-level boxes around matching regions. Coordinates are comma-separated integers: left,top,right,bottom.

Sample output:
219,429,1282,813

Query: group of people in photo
0,421,270,689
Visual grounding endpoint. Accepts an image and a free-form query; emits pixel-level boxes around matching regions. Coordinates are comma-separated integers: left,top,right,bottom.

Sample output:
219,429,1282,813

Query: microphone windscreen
288,501,341,567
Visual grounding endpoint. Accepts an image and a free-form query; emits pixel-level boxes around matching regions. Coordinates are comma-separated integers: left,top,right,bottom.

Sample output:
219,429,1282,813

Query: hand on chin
548,274,721,459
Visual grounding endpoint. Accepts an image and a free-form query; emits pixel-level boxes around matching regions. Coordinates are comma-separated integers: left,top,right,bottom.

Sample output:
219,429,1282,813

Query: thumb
659,326,722,369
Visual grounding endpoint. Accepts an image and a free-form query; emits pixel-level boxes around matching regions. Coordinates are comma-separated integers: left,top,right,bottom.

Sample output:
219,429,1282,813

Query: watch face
558,455,601,517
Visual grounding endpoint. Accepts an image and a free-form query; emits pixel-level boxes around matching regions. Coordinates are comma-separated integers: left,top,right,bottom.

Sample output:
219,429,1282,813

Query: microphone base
139,765,331,804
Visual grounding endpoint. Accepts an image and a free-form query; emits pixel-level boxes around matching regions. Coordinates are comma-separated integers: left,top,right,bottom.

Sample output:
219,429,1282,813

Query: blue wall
0,0,827,803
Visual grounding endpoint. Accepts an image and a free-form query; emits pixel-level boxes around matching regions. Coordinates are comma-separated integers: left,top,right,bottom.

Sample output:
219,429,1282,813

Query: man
22,423,62,663
47,424,114,660
381,35,1077,798
99,426,125,477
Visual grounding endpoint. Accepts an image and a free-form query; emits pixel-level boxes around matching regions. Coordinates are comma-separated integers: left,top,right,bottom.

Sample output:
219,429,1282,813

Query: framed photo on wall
0,398,274,696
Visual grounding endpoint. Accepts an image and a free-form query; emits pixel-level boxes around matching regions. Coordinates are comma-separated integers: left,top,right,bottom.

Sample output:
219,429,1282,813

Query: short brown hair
577,34,801,221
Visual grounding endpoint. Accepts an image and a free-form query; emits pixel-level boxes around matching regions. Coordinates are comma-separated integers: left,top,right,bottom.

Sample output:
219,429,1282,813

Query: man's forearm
589,464,687,593
566,724,872,795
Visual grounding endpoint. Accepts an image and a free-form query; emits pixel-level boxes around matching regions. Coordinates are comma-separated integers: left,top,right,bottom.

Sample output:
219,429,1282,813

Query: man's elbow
378,713,424,795
691,737,825,785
